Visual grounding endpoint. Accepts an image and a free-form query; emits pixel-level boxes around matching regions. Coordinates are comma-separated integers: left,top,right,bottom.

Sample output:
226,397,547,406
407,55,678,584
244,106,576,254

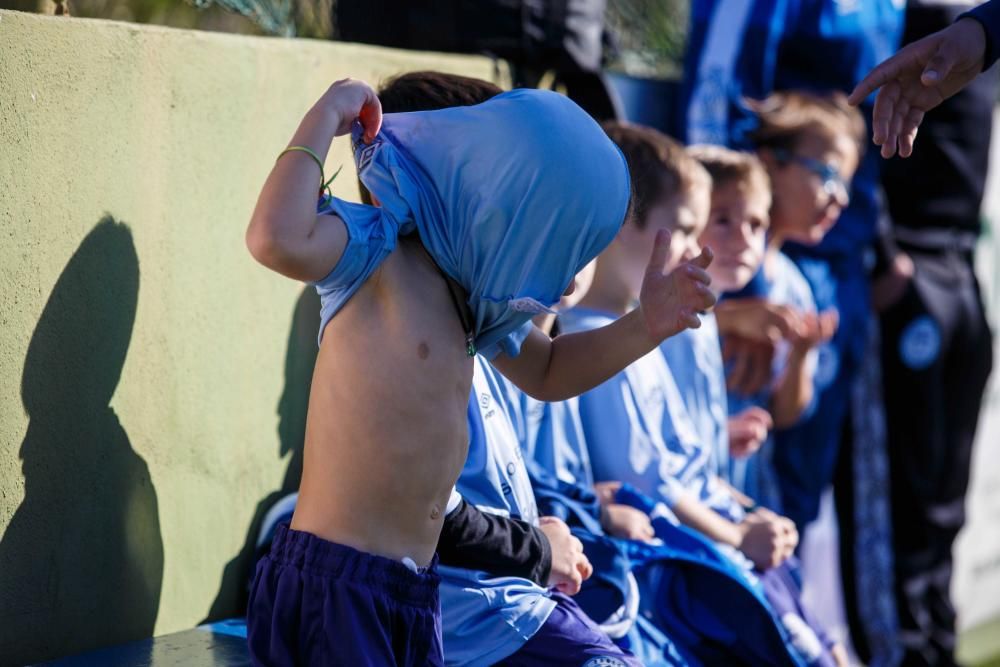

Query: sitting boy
243,77,714,664
564,123,846,666
712,92,862,515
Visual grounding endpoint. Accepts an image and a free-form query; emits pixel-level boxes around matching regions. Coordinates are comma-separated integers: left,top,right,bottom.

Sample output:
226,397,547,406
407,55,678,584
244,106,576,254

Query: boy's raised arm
246,79,382,282
493,230,715,401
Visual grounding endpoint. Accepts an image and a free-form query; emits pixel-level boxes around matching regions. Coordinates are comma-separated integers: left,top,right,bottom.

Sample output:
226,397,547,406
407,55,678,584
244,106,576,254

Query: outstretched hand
639,230,716,343
848,17,986,158
321,78,383,143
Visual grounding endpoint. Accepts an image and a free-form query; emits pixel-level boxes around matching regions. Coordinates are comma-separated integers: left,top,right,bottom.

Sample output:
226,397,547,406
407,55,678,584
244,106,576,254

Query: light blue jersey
311,89,630,358
438,356,555,666
561,307,741,523
727,251,819,505
659,312,731,483
522,395,595,489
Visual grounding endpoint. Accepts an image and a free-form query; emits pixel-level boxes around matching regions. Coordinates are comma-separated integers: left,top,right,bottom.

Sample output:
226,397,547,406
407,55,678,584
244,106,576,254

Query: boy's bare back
292,236,472,566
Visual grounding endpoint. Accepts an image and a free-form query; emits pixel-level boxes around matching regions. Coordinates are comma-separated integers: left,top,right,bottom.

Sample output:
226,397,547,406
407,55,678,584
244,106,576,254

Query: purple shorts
493,592,642,667
247,523,443,667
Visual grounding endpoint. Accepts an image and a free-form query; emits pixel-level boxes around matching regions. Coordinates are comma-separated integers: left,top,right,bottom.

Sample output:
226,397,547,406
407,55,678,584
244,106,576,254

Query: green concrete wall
0,10,499,664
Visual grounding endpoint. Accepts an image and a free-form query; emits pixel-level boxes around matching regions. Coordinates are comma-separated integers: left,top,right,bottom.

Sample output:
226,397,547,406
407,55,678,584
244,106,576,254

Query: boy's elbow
246,218,284,268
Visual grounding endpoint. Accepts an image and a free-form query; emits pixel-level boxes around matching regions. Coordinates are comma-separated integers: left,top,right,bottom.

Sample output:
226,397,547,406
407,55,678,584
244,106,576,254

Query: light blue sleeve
310,196,401,344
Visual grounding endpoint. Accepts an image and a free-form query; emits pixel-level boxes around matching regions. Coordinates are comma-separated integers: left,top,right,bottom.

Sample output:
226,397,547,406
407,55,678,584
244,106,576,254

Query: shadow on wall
203,287,320,622
0,217,164,665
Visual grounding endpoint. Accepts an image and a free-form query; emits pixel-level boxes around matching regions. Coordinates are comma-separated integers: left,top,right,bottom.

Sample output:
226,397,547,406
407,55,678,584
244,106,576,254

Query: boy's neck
577,271,632,317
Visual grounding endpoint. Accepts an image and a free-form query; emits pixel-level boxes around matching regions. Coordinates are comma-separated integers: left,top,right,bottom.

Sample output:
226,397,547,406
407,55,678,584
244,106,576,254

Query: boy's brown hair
358,71,504,204
686,144,771,205
746,90,866,156
602,121,710,228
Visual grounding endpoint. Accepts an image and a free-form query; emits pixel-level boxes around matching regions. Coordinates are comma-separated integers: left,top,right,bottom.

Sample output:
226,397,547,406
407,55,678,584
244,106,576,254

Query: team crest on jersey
899,315,940,370
355,142,378,173
479,393,491,410
814,343,839,390
582,658,629,667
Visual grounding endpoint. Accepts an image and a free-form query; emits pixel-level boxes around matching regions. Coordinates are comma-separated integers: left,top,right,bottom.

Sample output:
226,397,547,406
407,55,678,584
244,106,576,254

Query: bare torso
291,236,473,567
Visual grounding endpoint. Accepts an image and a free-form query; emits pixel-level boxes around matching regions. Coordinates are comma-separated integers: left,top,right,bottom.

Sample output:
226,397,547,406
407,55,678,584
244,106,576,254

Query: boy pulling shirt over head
244,76,714,665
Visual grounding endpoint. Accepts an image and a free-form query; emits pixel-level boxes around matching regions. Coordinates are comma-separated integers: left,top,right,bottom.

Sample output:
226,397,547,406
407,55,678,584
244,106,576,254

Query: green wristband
277,146,341,198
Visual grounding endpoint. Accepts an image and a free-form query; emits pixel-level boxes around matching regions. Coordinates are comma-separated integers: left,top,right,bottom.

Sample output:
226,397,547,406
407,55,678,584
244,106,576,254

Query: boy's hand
539,516,593,595
728,407,773,459
320,78,383,142
736,510,797,571
790,309,838,352
639,230,716,342
723,335,776,396
593,480,622,506
601,503,656,542
715,298,801,344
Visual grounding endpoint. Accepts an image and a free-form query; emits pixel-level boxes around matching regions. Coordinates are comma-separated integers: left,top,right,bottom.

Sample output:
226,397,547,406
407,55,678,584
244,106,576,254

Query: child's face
764,130,859,245
698,181,770,293
618,185,710,297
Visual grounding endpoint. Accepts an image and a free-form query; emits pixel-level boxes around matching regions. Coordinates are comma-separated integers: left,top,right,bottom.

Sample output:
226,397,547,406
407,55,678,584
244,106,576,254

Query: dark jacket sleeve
962,0,1000,70
436,499,552,586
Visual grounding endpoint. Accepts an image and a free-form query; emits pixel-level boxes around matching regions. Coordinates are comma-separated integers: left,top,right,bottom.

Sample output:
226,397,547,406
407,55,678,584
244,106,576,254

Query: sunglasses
772,148,850,199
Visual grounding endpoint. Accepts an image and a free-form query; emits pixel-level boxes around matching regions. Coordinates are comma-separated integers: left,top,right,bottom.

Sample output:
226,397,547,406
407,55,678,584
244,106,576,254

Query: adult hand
728,407,773,459
601,503,656,542
639,230,716,342
848,18,986,158
539,516,592,595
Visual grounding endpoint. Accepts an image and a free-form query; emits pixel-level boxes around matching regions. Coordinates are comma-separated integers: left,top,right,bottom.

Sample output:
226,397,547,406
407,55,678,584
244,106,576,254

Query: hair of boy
745,90,866,157
686,144,772,207
601,121,710,229
357,71,504,205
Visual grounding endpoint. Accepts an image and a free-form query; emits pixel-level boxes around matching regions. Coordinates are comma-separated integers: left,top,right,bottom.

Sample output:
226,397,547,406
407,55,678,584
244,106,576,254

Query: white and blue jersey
561,307,741,523
438,357,555,666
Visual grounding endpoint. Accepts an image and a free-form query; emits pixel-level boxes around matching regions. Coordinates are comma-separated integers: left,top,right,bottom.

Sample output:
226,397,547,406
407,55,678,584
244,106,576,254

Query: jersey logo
899,315,940,370
582,658,629,667
355,142,378,173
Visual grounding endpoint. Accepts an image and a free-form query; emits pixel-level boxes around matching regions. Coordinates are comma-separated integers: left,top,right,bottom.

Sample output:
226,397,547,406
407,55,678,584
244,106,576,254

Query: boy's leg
247,524,443,667
493,591,642,667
